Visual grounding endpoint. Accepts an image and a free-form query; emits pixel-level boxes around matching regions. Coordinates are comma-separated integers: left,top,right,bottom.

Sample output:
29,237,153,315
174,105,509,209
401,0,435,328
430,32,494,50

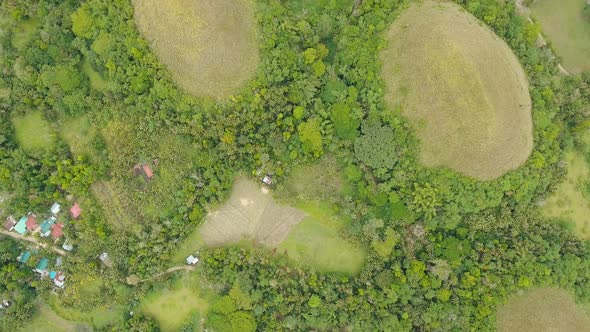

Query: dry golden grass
496,287,590,332
381,1,532,180
132,0,259,99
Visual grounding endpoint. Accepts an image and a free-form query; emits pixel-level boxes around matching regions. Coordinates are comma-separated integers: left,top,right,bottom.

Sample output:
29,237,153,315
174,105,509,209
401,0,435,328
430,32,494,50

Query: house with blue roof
34,258,49,274
17,251,31,263
14,216,27,235
39,217,56,237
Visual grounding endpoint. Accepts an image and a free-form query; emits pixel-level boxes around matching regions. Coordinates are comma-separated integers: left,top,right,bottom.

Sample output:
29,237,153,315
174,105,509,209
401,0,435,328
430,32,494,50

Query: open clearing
496,287,590,332
278,201,366,274
141,272,210,332
12,111,55,153
199,177,307,247
19,302,90,332
532,0,590,73
543,149,590,239
381,1,532,180
59,115,99,160
132,0,259,99
189,177,366,274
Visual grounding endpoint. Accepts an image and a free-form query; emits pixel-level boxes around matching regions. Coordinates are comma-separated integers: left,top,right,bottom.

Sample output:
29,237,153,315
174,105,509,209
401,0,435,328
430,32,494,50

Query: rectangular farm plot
199,178,306,247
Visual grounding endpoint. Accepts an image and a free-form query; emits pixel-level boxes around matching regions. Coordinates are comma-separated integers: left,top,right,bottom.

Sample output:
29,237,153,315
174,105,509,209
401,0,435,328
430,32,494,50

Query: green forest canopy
0,0,590,331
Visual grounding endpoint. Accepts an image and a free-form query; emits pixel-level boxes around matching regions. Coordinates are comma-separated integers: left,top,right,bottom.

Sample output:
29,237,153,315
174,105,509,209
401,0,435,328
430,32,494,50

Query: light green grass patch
12,18,39,50
496,287,590,332
381,1,532,180
59,115,99,160
132,0,259,99
543,150,590,239
141,272,210,332
19,302,90,332
278,201,366,274
532,0,590,73
12,111,55,153
81,57,111,92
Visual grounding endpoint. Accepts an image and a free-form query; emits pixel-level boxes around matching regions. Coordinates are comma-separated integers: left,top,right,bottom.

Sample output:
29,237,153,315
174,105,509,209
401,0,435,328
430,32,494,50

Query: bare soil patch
381,1,532,180
199,178,306,247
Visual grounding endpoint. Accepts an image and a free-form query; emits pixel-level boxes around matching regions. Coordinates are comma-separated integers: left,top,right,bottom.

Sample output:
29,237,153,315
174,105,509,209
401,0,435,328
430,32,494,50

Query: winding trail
127,265,195,285
0,229,67,256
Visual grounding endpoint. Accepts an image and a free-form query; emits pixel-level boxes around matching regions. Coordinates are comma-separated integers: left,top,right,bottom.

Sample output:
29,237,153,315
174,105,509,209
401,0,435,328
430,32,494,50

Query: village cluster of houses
2,202,83,290
17,252,66,288
3,202,81,242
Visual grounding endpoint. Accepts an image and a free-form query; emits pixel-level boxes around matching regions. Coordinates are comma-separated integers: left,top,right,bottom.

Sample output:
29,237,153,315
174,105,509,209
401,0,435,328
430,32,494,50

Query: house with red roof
51,223,64,239
133,163,155,181
142,164,154,179
3,216,16,231
70,203,81,219
26,214,38,232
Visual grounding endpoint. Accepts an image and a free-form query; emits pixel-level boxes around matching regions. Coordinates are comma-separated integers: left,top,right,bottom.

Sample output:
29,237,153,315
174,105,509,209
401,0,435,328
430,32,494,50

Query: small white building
261,175,273,186
50,203,61,215
186,255,199,265
53,272,65,288
62,241,74,252
99,252,113,268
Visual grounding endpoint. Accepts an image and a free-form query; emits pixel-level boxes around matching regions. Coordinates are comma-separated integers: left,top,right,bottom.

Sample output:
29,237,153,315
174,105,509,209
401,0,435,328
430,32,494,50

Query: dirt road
0,229,67,255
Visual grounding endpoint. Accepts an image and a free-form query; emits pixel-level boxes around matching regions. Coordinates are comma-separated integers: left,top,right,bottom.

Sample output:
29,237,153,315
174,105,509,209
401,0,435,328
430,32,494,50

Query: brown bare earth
199,178,307,247
132,0,259,99
381,1,533,180
496,287,590,332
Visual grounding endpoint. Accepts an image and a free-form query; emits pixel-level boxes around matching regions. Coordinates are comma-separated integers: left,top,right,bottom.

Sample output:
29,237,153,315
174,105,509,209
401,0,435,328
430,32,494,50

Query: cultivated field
199,178,307,247
380,1,532,180
532,0,590,73
12,111,55,153
132,0,259,99
91,180,134,230
543,150,590,239
496,287,590,332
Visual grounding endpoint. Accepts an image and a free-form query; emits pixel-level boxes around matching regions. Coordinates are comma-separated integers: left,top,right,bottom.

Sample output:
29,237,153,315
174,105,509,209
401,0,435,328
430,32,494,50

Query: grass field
532,0,590,73
59,115,99,160
132,0,259,99
496,287,590,332
543,149,590,239
278,201,366,274
275,156,344,202
12,111,55,153
381,1,532,180
19,302,90,332
141,272,211,332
